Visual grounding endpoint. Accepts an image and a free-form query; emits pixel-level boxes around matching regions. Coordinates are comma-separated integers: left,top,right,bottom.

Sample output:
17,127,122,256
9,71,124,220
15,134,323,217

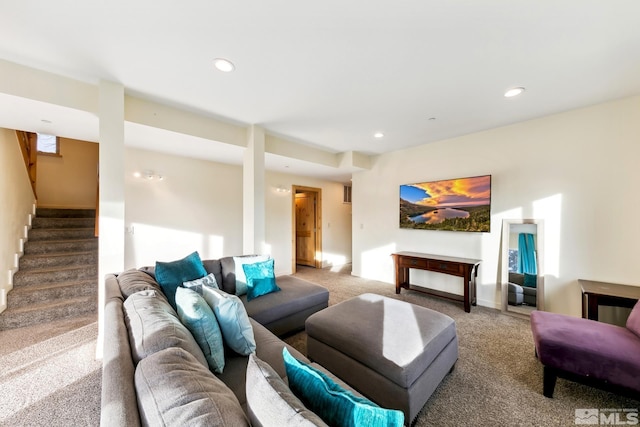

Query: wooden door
295,192,316,266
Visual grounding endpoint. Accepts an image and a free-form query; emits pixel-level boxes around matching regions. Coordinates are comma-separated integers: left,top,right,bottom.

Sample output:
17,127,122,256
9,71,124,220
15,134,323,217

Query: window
343,185,352,204
37,133,60,155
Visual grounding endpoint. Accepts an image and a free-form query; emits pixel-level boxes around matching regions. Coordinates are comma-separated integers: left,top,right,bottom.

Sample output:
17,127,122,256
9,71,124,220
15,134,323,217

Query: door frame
291,185,322,273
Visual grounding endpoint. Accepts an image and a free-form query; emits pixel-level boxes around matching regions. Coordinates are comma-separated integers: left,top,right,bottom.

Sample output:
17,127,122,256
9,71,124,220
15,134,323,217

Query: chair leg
543,366,557,398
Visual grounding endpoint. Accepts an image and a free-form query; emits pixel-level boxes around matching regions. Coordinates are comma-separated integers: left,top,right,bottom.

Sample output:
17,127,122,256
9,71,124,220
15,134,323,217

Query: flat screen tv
400,175,491,232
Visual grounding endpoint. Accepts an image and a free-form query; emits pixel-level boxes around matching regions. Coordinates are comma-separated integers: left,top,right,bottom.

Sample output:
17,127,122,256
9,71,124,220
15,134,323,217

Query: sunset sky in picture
400,175,491,208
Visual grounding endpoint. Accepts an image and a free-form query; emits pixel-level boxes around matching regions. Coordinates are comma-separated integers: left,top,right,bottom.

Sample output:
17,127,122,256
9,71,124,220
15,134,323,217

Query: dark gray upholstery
242,275,329,335
508,272,536,306
306,293,458,424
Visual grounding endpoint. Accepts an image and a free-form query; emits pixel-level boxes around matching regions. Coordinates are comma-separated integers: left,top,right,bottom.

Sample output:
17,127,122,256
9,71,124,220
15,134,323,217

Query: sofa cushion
175,287,225,374
155,251,207,309
282,348,404,427
202,286,256,355
123,289,208,367
135,347,249,426
246,353,328,427
202,258,223,288
626,300,640,338
116,269,163,299
242,275,328,329
182,272,219,295
243,259,280,301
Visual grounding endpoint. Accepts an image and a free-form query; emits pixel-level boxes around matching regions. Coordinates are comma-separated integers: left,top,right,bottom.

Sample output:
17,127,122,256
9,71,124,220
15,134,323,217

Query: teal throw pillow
233,255,271,296
202,286,256,355
155,251,207,309
523,273,537,288
175,287,225,374
242,259,280,301
282,348,404,427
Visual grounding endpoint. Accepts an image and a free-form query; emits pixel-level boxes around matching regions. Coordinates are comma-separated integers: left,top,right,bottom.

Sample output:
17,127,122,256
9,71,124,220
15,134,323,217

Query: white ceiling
1,1,639,181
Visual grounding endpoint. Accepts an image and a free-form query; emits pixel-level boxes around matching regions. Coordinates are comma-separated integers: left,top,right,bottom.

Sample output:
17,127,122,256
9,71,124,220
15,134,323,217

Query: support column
243,125,266,254
96,80,125,358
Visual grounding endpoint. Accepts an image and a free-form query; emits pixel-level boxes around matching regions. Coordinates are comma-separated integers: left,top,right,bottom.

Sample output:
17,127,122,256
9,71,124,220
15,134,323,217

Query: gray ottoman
306,293,458,424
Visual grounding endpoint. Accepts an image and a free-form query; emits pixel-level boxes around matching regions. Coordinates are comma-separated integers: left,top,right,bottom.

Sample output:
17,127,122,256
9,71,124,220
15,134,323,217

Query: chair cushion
135,347,248,426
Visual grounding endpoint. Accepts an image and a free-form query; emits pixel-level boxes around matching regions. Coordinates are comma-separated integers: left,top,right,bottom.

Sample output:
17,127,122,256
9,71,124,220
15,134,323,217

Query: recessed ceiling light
428,117,436,121
213,58,235,73
374,132,384,139
41,119,52,124
504,87,525,98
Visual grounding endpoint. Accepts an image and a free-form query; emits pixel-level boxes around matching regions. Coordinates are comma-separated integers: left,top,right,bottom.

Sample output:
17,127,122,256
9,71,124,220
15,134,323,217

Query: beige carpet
286,265,639,427
0,265,636,427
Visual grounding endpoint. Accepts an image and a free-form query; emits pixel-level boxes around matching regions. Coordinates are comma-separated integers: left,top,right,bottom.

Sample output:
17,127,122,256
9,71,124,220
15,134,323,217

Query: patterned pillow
183,273,219,295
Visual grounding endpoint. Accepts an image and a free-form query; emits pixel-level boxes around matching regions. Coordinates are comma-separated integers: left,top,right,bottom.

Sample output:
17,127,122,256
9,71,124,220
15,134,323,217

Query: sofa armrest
100,274,141,427
508,282,524,294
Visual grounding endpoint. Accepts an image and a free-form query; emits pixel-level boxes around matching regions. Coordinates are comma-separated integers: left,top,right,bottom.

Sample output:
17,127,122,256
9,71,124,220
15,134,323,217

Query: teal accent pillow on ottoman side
242,259,281,301
523,273,537,288
155,251,207,309
282,348,404,427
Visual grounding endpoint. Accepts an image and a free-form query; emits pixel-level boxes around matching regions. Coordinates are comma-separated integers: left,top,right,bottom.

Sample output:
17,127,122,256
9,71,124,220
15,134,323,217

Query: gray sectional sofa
101,256,341,426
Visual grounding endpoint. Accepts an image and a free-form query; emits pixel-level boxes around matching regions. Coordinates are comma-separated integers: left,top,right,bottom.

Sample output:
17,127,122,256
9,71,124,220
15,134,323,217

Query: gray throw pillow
123,289,208,367
136,347,249,426
182,272,219,295
117,269,163,299
246,354,328,427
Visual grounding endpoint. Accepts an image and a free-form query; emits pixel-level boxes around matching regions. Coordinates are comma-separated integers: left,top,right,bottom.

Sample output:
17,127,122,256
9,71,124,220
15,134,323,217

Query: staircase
0,208,98,330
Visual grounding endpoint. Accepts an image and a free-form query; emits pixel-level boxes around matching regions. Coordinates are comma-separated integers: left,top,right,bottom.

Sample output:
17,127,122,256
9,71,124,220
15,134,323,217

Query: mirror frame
500,219,545,315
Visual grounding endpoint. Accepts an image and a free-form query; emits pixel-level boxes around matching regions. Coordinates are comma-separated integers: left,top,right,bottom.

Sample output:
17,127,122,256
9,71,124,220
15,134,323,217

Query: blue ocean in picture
411,208,469,224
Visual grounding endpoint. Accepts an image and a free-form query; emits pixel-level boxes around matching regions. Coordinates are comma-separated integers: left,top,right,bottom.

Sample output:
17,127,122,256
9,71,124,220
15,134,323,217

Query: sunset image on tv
400,175,491,232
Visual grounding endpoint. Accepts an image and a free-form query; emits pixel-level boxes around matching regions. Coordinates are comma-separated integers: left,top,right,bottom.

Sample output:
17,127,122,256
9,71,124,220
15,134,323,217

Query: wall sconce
133,170,164,181
275,185,291,194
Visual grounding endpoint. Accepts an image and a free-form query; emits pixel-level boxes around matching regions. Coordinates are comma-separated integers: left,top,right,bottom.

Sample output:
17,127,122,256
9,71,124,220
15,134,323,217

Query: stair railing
15,130,38,200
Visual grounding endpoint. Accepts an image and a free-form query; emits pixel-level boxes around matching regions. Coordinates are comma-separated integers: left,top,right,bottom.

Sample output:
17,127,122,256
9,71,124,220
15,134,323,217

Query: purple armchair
530,301,640,399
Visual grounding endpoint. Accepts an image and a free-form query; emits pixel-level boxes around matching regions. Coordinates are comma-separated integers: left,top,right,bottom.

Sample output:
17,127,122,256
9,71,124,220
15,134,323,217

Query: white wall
123,148,352,274
352,96,640,316
124,147,243,269
0,128,36,312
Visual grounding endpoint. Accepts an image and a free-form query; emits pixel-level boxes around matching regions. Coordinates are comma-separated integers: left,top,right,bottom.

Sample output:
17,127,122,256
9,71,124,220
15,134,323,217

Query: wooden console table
392,251,481,312
579,279,640,321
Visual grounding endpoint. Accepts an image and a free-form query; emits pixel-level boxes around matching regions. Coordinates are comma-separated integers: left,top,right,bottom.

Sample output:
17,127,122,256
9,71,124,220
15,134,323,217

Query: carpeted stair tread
7,280,97,306
28,228,96,241
19,251,98,270
34,208,96,218
13,265,97,286
0,296,97,330
24,238,98,255
32,217,96,229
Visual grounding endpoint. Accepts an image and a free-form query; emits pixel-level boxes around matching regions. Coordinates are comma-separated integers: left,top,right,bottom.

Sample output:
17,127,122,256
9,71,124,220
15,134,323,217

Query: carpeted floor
286,264,640,427
0,314,101,427
0,264,636,427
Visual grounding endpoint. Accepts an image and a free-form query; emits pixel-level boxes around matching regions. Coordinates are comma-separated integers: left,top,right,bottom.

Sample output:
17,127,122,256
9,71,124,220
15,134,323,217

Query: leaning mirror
500,219,545,316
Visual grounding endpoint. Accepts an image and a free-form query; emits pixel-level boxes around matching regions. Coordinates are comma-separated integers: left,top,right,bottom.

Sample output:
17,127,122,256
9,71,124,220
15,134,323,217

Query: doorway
292,186,322,272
